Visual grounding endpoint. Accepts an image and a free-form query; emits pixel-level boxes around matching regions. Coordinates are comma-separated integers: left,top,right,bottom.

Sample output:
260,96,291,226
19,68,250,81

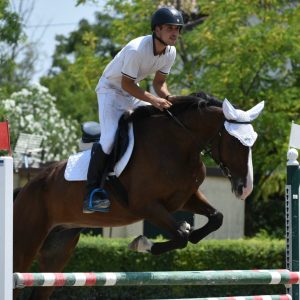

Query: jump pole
0,156,13,300
12,269,300,288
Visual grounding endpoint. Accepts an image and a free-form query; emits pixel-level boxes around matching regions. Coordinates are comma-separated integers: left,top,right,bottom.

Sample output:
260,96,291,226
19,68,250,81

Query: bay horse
13,92,263,300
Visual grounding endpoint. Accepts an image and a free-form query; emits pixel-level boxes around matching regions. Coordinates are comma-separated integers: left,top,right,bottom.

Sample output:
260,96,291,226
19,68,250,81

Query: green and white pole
286,148,300,300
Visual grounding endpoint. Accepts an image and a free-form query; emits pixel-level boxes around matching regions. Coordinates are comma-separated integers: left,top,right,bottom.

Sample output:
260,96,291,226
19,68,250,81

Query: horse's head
211,99,264,200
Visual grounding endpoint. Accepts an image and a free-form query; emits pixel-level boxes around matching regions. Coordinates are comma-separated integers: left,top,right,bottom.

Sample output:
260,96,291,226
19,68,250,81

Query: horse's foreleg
182,190,223,244
28,227,82,300
130,202,190,255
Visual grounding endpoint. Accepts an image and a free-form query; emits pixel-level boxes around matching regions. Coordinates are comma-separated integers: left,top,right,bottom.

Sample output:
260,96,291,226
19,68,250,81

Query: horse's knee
188,211,223,244
209,211,223,231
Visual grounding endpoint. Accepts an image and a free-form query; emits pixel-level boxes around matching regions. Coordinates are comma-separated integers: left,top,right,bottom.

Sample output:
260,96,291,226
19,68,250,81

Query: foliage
188,1,300,201
0,83,79,161
42,236,285,299
0,105,5,121
0,0,22,94
41,15,117,123
0,0,37,94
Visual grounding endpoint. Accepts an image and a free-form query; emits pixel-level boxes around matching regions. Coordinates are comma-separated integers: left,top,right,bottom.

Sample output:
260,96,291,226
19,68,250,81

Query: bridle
202,125,233,179
165,108,251,179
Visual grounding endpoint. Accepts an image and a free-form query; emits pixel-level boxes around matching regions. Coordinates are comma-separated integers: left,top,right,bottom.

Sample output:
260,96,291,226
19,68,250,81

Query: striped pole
13,270,300,288
0,157,13,300
154,296,292,300
286,148,300,300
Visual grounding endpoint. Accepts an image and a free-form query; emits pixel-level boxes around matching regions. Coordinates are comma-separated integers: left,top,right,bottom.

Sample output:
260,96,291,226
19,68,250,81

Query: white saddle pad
64,123,134,181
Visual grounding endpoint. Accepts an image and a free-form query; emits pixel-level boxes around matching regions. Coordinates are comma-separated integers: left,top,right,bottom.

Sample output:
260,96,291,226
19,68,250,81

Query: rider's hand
150,97,172,111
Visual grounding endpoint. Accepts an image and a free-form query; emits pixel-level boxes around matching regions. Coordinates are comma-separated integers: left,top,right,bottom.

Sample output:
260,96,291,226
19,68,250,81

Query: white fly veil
222,99,264,147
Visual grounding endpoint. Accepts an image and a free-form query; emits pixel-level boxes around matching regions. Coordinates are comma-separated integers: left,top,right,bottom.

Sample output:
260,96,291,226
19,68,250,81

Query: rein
165,108,251,179
165,109,195,140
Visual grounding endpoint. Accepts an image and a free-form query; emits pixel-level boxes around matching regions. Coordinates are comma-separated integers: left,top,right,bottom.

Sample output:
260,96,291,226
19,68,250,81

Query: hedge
20,236,286,300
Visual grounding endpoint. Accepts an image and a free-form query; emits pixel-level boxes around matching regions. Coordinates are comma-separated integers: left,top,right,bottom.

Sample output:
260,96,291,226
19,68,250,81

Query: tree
0,0,40,94
0,0,22,94
0,83,79,161
40,13,119,124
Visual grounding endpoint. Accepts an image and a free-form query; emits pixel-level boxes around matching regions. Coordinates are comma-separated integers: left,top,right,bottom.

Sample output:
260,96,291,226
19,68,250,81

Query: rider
83,6,184,213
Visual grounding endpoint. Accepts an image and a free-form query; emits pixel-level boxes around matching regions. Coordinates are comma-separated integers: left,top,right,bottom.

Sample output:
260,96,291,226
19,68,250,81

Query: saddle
80,113,130,163
81,121,101,143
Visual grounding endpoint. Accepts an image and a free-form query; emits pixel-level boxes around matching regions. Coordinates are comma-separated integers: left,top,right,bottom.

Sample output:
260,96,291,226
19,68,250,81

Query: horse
13,92,264,300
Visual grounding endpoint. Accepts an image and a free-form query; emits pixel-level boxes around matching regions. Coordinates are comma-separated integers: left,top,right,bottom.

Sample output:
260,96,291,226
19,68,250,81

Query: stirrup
88,188,110,213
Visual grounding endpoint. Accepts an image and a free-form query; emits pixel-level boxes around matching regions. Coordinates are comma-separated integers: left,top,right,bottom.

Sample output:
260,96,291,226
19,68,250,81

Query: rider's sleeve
121,50,141,80
158,47,176,75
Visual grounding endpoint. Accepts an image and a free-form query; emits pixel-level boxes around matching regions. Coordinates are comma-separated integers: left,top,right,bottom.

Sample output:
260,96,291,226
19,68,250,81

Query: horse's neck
133,106,224,155
182,106,224,149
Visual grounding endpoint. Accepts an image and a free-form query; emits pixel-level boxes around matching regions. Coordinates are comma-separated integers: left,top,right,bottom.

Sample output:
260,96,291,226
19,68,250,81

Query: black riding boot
83,143,110,213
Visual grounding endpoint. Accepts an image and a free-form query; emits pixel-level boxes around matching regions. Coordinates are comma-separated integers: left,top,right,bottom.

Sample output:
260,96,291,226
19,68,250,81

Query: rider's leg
83,90,130,213
83,142,110,213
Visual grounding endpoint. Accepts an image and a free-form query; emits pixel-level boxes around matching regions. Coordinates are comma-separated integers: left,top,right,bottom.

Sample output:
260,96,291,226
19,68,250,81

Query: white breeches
97,88,148,155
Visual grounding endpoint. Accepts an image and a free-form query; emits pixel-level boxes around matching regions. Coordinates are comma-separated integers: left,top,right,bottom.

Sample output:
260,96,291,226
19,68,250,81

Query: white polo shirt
96,35,176,93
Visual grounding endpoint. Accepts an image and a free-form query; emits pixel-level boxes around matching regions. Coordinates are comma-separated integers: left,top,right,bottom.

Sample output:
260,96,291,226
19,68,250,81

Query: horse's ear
246,101,265,121
222,98,238,120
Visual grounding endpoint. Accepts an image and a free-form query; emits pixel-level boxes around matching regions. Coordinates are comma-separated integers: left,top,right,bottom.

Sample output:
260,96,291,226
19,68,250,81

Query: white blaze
241,149,253,200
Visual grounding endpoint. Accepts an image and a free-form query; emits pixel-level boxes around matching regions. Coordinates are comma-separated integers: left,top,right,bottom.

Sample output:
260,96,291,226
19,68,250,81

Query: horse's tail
13,187,22,202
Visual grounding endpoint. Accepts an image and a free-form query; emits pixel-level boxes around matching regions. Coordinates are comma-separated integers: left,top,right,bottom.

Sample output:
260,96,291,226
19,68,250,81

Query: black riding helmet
151,7,184,31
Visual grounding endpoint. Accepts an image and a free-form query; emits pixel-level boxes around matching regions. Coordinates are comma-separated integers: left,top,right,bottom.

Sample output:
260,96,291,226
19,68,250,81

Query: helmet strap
153,32,168,47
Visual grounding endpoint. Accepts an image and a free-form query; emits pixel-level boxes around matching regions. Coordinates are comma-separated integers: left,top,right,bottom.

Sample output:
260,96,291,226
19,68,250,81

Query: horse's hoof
128,235,153,253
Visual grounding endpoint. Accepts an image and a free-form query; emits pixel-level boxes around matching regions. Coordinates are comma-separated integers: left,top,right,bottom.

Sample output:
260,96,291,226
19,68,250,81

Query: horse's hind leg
182,190,223,244
28,226,82,300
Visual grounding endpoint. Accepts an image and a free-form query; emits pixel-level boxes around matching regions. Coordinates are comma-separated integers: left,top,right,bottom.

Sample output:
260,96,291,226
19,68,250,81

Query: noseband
166,109,251,180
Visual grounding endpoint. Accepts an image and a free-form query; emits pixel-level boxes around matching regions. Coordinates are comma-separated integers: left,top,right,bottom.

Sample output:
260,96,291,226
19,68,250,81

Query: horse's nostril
238,184,244,196
231,178,246,198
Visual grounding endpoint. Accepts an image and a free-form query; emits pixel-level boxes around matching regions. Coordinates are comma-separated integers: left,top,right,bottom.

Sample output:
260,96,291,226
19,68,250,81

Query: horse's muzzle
232,178,253,200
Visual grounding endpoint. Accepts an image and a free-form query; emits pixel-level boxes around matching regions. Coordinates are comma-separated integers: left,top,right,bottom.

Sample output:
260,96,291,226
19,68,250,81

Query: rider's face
156,24,181,46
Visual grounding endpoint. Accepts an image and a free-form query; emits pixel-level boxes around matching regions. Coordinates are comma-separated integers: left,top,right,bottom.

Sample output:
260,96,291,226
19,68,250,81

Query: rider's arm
121,75,172,111
152,71,171,100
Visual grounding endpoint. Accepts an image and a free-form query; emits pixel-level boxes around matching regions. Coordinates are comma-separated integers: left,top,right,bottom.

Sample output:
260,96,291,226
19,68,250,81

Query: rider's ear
246,101,265,121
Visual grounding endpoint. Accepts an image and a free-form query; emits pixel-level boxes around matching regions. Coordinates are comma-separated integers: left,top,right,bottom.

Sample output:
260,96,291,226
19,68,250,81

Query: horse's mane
128,91,223,122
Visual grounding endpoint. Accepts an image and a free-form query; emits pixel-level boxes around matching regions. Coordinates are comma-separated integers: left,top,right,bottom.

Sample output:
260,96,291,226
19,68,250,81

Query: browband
225,119,252,124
